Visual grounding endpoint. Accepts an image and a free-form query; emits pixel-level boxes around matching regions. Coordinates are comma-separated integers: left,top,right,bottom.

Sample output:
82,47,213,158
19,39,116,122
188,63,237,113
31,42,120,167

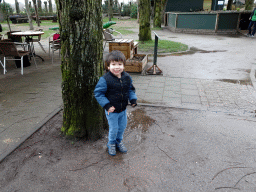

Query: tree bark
15,0,20,14
227,0,232,10
245,0,254,10
139,0,151,41
2,0,11,31
108,0,113,21
44,1,48,13
25,0,34,30
38,0,42,13
153,0,161,28
32,0,40,26
137,0,139,23
55,0,107,138
48,0,53,13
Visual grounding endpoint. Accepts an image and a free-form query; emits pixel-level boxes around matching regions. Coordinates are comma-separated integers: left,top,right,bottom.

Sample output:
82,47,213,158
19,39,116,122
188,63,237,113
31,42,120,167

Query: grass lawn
139,40,188,53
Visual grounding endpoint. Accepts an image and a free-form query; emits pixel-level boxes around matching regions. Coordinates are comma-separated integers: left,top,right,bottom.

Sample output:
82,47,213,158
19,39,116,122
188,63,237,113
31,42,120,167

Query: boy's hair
105,50,126,67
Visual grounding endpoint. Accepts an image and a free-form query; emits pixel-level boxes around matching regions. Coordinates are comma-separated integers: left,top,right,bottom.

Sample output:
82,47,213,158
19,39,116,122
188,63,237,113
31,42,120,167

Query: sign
218,1,224,5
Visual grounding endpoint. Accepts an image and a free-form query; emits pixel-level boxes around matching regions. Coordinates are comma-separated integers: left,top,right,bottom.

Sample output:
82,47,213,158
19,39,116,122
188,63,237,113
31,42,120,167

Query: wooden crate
125,54,148,73
109,39,134,59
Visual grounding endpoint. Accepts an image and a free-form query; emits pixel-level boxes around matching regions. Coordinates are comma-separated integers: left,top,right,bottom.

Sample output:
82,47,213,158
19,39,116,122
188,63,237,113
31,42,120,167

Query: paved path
0,29,256,162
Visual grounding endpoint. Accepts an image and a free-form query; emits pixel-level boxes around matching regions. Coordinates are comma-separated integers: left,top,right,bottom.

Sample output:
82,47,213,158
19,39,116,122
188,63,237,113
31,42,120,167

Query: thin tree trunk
55,0,107,138
44,1,48,13
25,0,34,30
48,0,52,13
15,0,20,14
38,0,42,13
32,0,40,26
108,0,113,21
137,0,139,23
3,0,11,31
139,0,151,41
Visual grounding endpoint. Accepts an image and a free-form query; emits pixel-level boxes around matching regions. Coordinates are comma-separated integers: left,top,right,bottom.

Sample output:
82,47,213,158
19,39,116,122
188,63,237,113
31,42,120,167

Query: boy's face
108,60,124,78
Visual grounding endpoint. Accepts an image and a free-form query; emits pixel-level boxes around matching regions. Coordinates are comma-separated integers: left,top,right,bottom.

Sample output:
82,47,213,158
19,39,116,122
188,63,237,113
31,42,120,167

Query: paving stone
148,82,165,88
144,93,163,101
146,87,164,94
181,95,201,104
163,97,181,105
181,89,199,96
181,84,198,90
163,90,181,97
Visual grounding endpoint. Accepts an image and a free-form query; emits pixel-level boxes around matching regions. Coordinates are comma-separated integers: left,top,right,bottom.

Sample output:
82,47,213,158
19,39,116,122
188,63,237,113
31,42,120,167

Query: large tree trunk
15,0,20,14
25,0,34,30
245,0,254,10
108,0,113,21
153,0,161,28
55,0,107,139
139,0,151,41
227,0,232,10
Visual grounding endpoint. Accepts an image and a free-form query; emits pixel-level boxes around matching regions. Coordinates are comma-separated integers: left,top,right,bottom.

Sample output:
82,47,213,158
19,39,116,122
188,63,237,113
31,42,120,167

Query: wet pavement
0,25,256,191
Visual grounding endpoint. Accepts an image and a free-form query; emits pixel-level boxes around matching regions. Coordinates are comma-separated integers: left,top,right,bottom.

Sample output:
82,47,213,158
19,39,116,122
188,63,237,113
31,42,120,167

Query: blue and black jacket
94,71,137,113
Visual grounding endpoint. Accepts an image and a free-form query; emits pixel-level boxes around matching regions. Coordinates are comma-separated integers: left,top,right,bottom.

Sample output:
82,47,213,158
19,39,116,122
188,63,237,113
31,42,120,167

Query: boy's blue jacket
94,71,137,113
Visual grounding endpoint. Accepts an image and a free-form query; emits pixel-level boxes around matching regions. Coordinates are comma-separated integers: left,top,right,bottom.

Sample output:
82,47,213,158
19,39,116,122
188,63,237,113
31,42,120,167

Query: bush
121,4,130,16
130,3,137,19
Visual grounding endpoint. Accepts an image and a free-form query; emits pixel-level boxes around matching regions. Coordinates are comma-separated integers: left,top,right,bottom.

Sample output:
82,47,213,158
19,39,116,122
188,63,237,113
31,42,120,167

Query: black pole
153,32,159,66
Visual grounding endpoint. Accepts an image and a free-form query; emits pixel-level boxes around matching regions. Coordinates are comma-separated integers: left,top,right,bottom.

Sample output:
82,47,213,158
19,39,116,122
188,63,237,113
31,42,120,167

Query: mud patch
127,108,155,132
153,47,227,57
217,79,252,85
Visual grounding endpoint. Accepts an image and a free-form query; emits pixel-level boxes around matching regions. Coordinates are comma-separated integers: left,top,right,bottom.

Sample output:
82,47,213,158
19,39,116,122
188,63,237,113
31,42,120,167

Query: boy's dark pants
248,21,256,35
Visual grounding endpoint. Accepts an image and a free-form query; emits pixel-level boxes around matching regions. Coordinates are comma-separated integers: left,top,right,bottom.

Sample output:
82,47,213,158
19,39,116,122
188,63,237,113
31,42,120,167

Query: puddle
217,79,252,85
149,47,227,57
128,108,155,132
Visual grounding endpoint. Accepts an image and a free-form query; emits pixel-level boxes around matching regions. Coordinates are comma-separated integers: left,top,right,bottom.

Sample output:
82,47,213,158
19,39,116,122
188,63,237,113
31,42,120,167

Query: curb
0,106,63,163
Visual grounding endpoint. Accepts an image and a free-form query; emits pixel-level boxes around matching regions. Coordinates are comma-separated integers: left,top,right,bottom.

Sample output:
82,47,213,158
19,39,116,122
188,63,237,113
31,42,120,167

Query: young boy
94,50,137,156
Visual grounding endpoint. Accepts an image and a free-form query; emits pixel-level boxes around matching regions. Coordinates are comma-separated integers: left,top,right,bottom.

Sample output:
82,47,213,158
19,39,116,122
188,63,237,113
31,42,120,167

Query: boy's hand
131,104,136,107
108,106,115,115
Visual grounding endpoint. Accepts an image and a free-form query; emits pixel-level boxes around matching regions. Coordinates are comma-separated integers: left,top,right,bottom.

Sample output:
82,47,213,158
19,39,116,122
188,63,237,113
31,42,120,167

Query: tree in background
245,0,254,10
32,0,40,26
153,0,161,28
38,0,42,13
153,0,167,28
108,0,113,21
15,0,20,14
48,0,52,13
227,0,232,10
55,0,107,138
25,0,34,30
139,0,151,41
1,0,13,31
44,1,48,13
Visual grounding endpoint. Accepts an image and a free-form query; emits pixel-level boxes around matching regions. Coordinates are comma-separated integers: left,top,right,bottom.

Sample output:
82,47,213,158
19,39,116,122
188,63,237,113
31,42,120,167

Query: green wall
218,13,239,29
177,14,216,29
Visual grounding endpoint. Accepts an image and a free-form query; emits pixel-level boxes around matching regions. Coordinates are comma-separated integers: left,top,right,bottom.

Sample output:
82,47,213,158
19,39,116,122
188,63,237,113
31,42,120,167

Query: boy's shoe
246,33,251,37
251,35,254,37
116,141,128,153
107,144,116,156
